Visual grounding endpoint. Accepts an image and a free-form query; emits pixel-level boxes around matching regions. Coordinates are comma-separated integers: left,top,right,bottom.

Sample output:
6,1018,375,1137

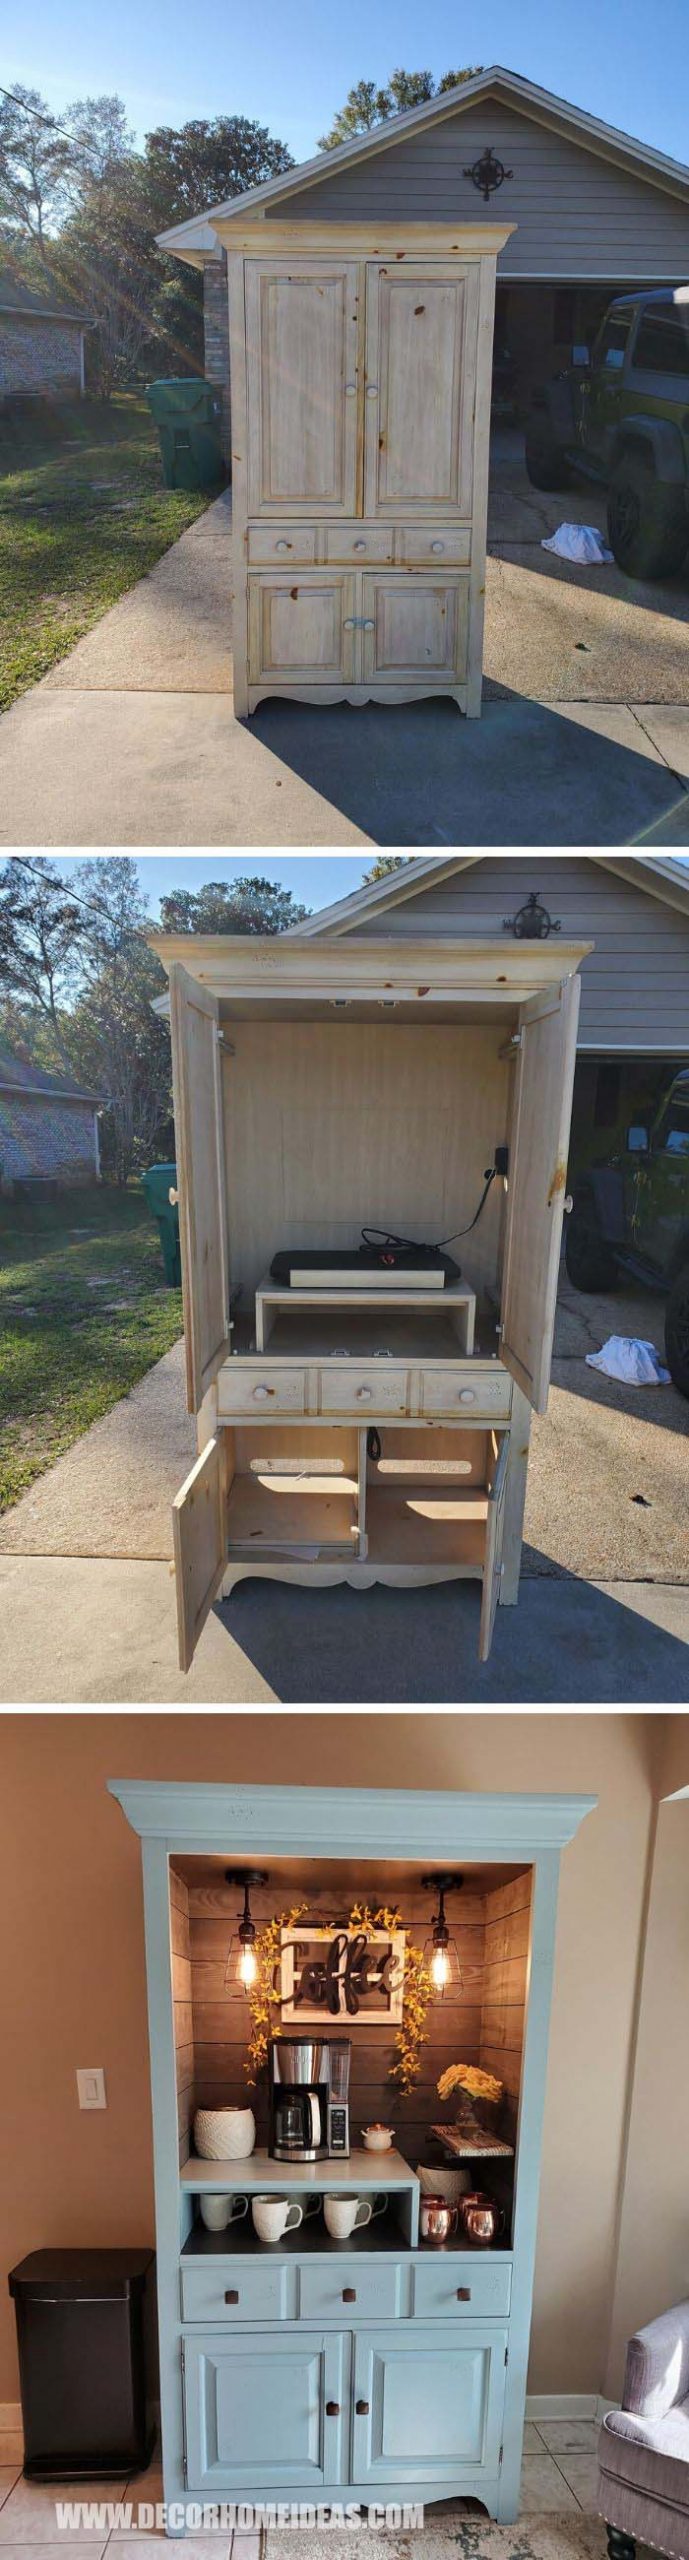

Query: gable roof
287,855,689,938
0,269,91,325
158,65,689,261
0,1050,101,1104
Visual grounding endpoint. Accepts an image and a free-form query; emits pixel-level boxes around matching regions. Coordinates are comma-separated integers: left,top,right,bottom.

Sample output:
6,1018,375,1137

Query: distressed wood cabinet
212,217,512,716
109,1781,595,2524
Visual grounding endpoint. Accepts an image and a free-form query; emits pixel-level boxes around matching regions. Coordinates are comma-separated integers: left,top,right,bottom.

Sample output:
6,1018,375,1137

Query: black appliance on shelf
269,2036,331,2162
8,2249,155,2480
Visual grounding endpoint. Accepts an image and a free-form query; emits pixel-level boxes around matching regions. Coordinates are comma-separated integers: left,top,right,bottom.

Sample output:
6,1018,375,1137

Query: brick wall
0,1096,96,1183
203,254,231,461
0,317,83,396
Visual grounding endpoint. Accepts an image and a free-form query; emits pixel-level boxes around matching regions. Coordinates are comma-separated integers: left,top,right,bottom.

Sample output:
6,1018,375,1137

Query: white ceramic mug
252,2194,304,2245
199,2193,248,2233
323,2194,387,2240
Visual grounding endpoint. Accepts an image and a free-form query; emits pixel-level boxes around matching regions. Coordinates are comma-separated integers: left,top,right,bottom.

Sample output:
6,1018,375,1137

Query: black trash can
9,2250,155,2479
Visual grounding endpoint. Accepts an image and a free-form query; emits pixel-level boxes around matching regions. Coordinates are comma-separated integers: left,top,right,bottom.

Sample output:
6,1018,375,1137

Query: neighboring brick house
0,271,92,401
0,1054,102,1189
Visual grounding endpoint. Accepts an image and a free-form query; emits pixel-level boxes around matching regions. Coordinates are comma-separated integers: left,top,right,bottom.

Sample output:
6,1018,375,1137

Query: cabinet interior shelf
180,2148,416,2193
183,2211,415,2260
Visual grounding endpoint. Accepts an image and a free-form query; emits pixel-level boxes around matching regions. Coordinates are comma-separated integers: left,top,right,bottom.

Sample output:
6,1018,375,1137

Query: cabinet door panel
172,1438,225,1676
362,574,468,684
184,2329,347,2491
479,1431,509,1663
501,977,581,1413
364,264,476,517
248,574,356,685
169,964,230,1415
246,261,360,515
352,2323,507,2487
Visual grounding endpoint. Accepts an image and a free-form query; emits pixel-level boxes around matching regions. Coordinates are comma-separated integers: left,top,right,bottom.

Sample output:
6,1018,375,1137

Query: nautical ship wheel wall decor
464,146,513,201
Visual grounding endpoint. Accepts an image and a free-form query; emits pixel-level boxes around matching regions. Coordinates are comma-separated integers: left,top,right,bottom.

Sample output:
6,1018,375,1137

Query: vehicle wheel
524,427,573,492
665,1267,689,1398
607,455,689,579
565,1213,617,1292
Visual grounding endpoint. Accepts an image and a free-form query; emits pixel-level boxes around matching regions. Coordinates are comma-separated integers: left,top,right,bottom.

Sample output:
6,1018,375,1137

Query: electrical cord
360,1165,498,1259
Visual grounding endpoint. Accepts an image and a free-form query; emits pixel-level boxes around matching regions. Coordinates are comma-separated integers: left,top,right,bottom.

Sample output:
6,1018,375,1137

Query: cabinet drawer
402,526,471,565
299,2260,406,2322
181,2260,295,2322
217,1364,306,1418
318,1364,409,1416
421,1366,511,1419
412,2259,512,2320
325,525,394,564
247,526,317,565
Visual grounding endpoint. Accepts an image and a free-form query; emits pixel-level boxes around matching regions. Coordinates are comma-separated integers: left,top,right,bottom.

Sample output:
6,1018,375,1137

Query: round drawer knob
431,541,445,554
224,2289,240,2305
275,541,290,553
356,1385,373,1401
353,540,367,552
342,2286,356,2302
253,1384,273,1401
459,1389,476,1404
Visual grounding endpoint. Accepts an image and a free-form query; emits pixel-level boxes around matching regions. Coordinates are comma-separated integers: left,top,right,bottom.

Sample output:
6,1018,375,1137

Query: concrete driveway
0,436,688,847
1,1277,687,1705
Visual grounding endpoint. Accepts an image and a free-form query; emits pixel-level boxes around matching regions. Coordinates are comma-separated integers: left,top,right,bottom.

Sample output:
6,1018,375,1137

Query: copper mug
419,2193,459,2246
459,2191,505,2248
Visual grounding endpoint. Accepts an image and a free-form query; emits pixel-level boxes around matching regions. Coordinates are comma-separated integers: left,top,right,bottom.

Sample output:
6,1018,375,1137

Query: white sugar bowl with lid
194,2106,256,2161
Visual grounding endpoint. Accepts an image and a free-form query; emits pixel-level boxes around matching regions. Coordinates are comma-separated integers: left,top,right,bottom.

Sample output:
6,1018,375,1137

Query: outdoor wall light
224,1869,268,1992
422,1873,464,1996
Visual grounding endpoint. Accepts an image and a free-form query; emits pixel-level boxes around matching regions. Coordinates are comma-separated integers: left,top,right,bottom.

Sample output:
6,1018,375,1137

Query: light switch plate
77,2068,106,2110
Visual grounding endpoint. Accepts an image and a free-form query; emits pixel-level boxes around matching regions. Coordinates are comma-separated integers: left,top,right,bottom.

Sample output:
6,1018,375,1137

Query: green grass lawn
0,1182,183,1512
0,392,211,711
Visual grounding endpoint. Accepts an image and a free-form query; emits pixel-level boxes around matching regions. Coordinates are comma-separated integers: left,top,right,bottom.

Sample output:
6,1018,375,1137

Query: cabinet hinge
216,1031,235,1056
499,1031,523,1060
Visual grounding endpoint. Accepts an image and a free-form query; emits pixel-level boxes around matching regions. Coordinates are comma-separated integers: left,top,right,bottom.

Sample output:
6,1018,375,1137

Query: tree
362,857,410,883
0,86,72,259
0,858,85,1064
142,118,293,231
65,859,173,1184
319,65,483,149
158,876,310,936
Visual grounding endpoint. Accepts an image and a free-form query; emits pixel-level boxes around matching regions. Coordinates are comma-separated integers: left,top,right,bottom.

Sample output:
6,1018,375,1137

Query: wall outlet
76,2068,106,2110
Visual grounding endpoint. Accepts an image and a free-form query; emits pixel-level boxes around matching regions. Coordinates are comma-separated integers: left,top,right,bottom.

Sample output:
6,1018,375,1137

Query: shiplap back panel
479,1871,532,2140
349,859,689,1049
275,104,689,280
223,1022,509,1301
170,1866,193,2165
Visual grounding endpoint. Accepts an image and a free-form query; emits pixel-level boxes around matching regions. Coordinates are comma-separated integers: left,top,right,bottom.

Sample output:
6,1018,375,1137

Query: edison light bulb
431,1942,450,1992
238,1941,257,1988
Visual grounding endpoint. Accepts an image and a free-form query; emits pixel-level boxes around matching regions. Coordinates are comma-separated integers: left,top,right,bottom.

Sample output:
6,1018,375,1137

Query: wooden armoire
212,215,512,717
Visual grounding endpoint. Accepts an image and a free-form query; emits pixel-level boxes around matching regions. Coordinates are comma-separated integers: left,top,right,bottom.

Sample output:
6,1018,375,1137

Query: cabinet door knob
326,2402,340,2418
224,2289,239,2304
253,1383,273,1400
457,2286,471,2301
344,618,355,629
363,619,375,630
168,1187,179,1206
342,2286,356,2302
356,2400,370,2416
345,382,357,396
366,384,379,398
356,1385,373,1400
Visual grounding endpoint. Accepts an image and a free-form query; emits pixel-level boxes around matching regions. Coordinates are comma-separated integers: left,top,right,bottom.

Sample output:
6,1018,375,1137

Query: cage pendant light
422,1873,464,1998
224,1869,268,1995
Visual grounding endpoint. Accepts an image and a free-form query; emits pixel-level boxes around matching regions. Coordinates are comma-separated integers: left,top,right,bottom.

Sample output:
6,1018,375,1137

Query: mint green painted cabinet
352,2324,508,2488
184,2329,348,2491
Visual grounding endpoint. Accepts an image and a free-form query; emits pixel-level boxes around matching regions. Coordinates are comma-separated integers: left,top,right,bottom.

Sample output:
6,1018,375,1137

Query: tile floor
0,2423,604,2552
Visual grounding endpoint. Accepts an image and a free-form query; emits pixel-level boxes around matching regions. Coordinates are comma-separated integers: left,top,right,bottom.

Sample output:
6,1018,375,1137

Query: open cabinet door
169,964,230,1415
479,1434,509,1663
173,1438,226,1673
501,975,581,1415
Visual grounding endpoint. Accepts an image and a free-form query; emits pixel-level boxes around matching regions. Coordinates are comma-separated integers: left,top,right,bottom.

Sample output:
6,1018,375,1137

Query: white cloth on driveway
542,522,613,564
585,1335,671,1385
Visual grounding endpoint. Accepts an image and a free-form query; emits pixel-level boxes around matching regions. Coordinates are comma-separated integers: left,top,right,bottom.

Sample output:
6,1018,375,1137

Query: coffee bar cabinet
152,928,590,1670
212,216,513,716
109,1781,594,2523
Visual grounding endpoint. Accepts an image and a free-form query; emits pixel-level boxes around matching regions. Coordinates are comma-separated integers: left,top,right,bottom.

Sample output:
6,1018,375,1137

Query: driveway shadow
212,1564,688,1704
247,689,689,846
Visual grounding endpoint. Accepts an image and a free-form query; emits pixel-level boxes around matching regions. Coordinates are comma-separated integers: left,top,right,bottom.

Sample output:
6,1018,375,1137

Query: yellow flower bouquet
436,2062,504,2142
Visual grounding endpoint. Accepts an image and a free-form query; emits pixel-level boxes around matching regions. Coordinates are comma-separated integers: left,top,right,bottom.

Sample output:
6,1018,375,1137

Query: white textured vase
194,2106,256,2161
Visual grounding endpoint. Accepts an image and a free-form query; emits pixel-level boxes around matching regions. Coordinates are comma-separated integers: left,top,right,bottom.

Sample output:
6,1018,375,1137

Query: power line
0,84,121,165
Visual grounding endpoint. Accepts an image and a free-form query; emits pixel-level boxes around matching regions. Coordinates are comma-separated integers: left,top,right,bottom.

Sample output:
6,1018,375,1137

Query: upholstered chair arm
624,2302,689,2418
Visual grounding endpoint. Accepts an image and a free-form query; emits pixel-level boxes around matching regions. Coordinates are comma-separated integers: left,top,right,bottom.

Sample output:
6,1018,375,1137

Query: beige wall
604,1791,689,2392
0,1712,681,2406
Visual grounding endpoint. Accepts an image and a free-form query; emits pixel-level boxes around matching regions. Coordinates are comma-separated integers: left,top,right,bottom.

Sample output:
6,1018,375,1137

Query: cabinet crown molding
107,1778,596,1853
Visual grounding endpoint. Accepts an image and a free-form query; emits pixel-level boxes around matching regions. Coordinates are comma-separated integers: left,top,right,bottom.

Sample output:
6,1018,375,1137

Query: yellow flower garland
244,1902,432,2095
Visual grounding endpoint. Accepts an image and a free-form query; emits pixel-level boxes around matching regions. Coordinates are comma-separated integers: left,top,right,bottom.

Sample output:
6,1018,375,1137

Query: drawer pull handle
326,2402,340,2418
275,541,290,553
457,2286,471,2301
224,2289,240,2304
356,2400,370,2416
356,1385,373,1401
342,2286,356,2302
353,541,367,553
253,1384,274,1400
431,541,445,554
459,1389,476,1404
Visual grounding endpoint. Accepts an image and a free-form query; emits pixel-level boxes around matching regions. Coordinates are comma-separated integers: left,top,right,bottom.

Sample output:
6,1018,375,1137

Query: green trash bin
146,379,224,491
142,1163,181,1287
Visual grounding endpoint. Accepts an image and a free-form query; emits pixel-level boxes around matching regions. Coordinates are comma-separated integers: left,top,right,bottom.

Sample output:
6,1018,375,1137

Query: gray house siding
275,103,689,279
0,1095,97,1183
349,858,689,1050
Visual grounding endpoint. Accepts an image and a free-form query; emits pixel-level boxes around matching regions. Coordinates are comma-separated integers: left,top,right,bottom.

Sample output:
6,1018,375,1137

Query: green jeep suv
565,1069,689,1397
525,287,689,579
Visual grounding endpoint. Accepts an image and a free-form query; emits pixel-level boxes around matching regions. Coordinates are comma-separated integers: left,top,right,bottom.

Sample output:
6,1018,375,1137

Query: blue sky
55,855,370,919
9,0,689,170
